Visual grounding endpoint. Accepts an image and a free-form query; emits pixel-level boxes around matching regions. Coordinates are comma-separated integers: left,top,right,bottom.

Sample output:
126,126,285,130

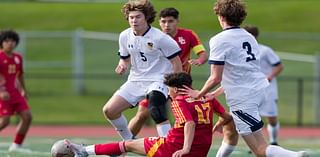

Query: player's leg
0,115,10,130
10,110,32,149
216,117,238,157
267,116,279,145
260,99,280,145
147,90,171,137
66,138,146,156
102,81,145,140
128,99,150,137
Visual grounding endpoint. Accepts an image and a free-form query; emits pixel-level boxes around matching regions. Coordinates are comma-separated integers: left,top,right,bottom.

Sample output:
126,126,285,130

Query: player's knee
135,110,149,122
147,91,168,124
20,111,33,124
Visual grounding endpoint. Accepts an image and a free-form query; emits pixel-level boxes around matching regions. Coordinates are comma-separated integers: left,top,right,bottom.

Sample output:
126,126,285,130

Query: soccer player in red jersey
128,7,238,157
64,72,233,157
0,29,32,152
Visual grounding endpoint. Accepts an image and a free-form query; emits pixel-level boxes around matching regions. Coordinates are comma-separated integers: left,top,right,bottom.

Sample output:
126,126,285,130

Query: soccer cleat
297,151,309,157
8,143,32,153
270,142,279,146
64,139,88,157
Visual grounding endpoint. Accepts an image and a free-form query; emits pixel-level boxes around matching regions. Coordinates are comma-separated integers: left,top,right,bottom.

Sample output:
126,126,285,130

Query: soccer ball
51,139,75,157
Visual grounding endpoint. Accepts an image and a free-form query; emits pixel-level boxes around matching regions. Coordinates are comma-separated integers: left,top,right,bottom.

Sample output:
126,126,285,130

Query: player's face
159,16,178,36
128,11,148,35
1,39,16,53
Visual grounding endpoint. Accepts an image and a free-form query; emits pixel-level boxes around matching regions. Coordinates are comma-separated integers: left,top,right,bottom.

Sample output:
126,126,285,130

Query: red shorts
139,99,149,108
0,92,29,116
144,137,210,157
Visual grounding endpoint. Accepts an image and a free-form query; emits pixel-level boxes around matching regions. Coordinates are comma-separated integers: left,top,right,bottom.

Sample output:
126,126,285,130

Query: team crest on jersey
178,37,186,45
14,56,20,64
147,42,153,49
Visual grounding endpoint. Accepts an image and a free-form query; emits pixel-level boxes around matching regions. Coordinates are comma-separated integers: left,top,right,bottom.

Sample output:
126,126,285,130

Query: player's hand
204,92,216,101
178,85,200,98
172,148,190,157
0,90,10,101
115,64,127,75
212,123,223,134
188,59,201,65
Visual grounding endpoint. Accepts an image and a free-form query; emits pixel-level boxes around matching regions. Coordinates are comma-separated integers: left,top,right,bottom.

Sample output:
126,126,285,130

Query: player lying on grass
63,72,233,157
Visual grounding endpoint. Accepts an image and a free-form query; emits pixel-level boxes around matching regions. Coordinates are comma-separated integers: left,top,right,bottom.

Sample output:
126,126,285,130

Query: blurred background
1,0,319,126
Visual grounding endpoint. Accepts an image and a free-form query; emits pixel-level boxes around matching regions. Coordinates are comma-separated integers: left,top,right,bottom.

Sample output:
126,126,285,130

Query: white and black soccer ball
51,139,75,157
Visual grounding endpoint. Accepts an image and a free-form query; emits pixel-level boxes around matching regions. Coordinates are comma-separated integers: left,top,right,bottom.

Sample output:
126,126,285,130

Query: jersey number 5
195,103,211,124
139,52,147,62
243,42,256,62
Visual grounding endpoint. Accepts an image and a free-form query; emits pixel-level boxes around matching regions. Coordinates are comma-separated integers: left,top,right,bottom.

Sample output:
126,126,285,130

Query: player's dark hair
164,72,192,88
122,0,156,24
243,25,259,38
213,0,247,26
0,29,20,48
159,7,179,19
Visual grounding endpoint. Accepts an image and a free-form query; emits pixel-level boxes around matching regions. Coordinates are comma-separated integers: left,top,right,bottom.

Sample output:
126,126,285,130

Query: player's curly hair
0,29,20,48
122,0,156,24
164,72,192,88
213,0,247,26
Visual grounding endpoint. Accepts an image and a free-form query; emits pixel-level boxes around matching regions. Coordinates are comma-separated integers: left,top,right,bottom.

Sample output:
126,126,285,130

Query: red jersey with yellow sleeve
173,28,206,73
167,95,225,145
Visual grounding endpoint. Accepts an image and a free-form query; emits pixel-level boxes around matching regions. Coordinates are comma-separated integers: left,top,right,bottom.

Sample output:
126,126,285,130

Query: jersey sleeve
208,36,229,65
211,99,225,114
118,31,130,59
158,34,181,59
189,30,206,55
266,47,281,66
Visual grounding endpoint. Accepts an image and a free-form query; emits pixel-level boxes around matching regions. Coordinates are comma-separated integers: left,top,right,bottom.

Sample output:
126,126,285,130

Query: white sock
216,141,236,157
109,114,133,140
85,145,96,155
156,123,171,137
266,145,300,157
267,123,280,144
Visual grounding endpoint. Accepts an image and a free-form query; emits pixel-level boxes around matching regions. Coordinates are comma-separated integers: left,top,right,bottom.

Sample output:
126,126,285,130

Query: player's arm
170,55,183,72
115,58,130,75
267,63,283,82
213,111,233,133
172,120,195,157
188,51,208,66
17,73,28,99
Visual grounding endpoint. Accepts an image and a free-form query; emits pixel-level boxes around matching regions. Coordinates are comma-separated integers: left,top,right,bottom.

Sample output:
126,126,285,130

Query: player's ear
174,87,178,93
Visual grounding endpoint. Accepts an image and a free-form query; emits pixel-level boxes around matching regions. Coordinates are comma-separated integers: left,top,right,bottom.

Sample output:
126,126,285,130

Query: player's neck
169,29,178,38
133,25,150,36
1,49,13,56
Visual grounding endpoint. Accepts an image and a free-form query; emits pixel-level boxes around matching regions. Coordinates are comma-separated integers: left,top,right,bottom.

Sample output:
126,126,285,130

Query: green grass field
1,136,320,157
0,0,319,126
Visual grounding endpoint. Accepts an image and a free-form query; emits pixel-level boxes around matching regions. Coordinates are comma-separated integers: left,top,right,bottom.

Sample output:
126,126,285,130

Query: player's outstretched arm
115,58,130,75
172,121,195,157
213,112,233,134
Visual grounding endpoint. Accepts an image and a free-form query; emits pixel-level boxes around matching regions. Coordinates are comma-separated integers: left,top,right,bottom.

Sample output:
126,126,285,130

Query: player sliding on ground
62,72,233,157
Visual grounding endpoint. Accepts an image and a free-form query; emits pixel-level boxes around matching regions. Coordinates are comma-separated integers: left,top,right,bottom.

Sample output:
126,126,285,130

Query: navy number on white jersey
139,52,147,62
243,42,256,62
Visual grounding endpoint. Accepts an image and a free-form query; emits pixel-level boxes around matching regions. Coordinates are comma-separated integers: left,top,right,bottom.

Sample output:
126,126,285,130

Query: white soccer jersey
259,44,281,99
118,26,181,82
208,27,269,104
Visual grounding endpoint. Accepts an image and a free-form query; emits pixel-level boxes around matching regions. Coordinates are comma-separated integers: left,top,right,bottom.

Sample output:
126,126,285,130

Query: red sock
14,133,26,145
94,142,126,155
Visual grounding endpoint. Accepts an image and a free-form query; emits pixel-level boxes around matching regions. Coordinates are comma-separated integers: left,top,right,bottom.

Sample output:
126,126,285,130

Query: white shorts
259,99,278,117
229,89,265,135
114,81,168,106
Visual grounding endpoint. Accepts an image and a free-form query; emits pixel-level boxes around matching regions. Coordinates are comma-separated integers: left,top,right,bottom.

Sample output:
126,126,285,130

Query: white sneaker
8,143,31,153
297,151,309,157
64,139,88,157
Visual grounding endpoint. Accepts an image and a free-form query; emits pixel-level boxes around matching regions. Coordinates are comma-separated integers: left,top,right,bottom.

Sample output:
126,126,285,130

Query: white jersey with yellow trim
118,26,181,82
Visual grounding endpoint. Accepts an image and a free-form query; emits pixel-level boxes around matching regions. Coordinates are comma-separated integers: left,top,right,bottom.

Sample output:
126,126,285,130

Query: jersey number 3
243,42,256,62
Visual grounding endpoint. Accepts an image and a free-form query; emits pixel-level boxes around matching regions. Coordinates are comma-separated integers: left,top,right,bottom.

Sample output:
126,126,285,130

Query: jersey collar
223,26,240,31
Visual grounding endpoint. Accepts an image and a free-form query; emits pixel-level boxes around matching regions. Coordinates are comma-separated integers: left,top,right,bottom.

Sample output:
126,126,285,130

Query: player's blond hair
213,0,247,26
122,0,156,24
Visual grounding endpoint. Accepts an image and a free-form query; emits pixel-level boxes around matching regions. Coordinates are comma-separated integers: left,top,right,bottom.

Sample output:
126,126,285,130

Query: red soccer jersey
173,28,206,74
166,95,225,145
0,51,23,93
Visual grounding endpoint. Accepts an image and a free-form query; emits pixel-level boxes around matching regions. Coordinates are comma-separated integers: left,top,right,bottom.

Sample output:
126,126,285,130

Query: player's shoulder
119,28,132,37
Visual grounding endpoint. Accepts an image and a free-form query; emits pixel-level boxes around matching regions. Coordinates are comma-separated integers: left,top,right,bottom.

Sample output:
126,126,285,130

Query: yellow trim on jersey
147,138,165,157
172,100,186,128
192,44,205,54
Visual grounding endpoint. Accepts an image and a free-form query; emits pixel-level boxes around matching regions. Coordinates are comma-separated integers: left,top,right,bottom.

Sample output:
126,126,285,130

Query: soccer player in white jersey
244,25,284,146
102,0,182,141
179,0,308,157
